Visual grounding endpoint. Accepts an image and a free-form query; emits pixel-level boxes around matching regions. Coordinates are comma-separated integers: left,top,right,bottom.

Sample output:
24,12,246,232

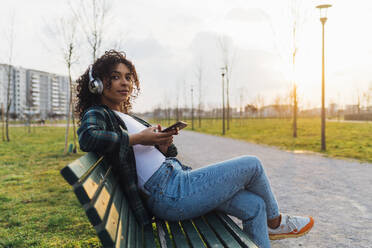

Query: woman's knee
239,155,264,172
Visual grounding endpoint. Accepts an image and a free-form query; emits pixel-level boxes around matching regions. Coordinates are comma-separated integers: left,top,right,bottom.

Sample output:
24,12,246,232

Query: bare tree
355,88,361,114
269,0,309,136
63,22,79,154
289,0,308,137
71,0,112,62
273,94,283,118
195,57,204,128
162,91,171,125
5,62,12,141
190,84,195,130
45,14,79,154
220,68,226,135
282,0,310,137
218,36,236,131
363,82,372,111
1,103,4,141
175,81,181,121
182,80,188,120
4,14,16,142
245,104,258,118
238,87,246,126
254,94,265,118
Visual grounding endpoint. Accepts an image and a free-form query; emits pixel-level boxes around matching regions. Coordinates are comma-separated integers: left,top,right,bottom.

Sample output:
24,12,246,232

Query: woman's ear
102,77,109,88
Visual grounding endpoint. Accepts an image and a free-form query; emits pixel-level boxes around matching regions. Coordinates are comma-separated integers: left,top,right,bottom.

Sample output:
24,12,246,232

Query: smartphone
161,121,188,133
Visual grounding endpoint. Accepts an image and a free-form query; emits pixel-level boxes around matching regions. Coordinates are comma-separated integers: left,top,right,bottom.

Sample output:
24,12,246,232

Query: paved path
173,131,372,248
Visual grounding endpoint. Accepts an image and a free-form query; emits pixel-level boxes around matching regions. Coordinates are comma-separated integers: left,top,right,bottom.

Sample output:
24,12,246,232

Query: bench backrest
61,152,151,247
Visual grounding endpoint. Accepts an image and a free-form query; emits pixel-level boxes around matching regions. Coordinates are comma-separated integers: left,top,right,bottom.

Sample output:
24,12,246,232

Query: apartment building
0,64,69,120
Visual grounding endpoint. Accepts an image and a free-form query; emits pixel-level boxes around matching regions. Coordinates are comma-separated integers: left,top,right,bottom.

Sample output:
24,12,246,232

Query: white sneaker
268,214,314,240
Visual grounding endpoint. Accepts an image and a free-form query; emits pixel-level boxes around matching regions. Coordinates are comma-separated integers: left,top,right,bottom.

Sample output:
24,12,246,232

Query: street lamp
316,3,332,151
220,67,226,135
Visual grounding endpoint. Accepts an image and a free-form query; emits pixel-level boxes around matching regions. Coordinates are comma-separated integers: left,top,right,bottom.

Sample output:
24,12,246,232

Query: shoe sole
269,216,314,241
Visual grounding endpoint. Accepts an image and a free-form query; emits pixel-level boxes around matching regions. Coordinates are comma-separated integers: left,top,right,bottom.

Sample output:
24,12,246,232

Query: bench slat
61,153,101,185
217,213,258,248
127,210,136,247
193,217,223,248
115,194,129,248
96,186,124,246
180,220,206,248
144,224,157,248
85,174,117,226
73,162,110,205
156,220,172,248
135,221,143,248
205,213,242,248
168,221,190,248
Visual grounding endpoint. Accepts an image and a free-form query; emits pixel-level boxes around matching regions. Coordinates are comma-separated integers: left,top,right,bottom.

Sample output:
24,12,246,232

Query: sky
1,0,372,113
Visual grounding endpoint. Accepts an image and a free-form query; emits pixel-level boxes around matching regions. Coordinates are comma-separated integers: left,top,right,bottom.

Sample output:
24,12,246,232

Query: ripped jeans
144,155,280,248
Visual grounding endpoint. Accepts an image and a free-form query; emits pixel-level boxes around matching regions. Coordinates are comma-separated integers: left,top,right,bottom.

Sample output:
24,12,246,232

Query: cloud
124,36,172,60
225,8,269,23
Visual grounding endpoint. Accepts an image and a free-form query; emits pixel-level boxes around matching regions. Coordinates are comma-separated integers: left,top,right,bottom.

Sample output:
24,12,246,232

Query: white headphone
88,65,104,94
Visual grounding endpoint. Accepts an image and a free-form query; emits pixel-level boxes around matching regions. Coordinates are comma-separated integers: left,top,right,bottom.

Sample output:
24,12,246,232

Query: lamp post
225,65,230,131
220,67,226,135
191,84,194,130
316,4,332,151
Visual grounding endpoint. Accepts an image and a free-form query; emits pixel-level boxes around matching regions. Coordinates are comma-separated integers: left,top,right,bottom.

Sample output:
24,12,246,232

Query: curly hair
75,50,140,123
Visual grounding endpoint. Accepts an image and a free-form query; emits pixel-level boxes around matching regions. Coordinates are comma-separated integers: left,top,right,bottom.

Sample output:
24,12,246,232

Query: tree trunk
226,74,230,131
64,66,74,154
64,103,71,154
293,84,298,138
28,111,31,134
1,103,4,141
69,70,77,153
71,100,77,153
5,64,12,142
222,74,225,135
5,100,11,141
191,87,194,130
198,107,201,128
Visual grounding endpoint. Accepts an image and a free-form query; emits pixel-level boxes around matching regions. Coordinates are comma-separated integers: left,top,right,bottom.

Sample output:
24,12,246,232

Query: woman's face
100,63,133,110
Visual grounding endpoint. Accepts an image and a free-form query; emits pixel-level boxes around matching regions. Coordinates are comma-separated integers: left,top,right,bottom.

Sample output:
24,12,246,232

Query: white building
26,69,70,120
0,64,69,120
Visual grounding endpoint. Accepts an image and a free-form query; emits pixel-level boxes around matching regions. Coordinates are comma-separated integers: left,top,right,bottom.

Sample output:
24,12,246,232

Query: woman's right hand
129,126,176,146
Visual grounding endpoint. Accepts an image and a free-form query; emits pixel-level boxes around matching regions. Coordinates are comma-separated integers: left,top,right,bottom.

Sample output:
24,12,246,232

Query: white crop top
113,111,165,190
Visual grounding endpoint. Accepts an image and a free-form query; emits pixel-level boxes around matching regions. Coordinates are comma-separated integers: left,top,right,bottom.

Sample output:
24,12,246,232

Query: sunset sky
1,0,372,113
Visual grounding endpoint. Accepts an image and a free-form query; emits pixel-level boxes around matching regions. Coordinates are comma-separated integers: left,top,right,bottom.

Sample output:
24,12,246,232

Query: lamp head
316,4,332,19
220,67,226,76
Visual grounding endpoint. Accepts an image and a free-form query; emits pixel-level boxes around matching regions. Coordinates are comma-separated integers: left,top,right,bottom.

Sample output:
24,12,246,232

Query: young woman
76,50,314,248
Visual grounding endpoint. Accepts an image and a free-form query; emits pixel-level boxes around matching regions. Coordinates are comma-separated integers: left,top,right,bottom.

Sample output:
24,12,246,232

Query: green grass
0,127,101,247
156,118,372,163
7,120,75,125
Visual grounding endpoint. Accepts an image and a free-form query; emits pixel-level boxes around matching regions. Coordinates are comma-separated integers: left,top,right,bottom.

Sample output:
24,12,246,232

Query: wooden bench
60,152,258,248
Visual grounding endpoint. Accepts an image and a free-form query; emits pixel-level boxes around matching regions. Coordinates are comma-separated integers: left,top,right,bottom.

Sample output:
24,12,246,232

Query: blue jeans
144,155,280,248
